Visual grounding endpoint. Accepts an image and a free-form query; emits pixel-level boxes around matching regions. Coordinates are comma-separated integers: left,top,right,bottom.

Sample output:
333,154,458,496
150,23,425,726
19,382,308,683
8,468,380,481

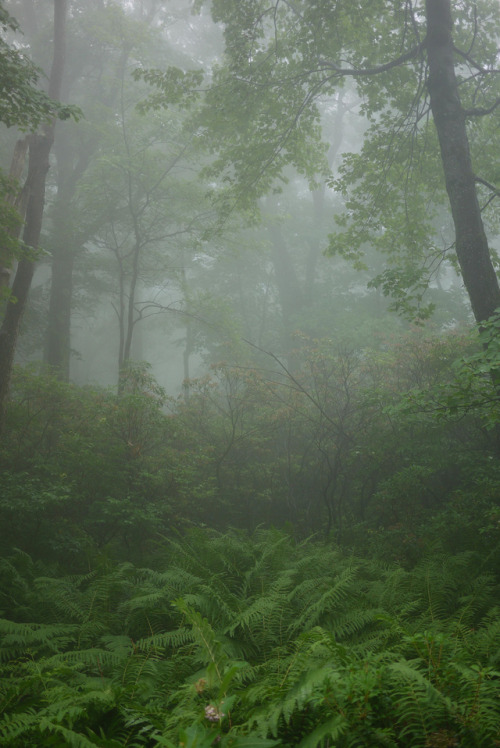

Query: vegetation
1,525,500,747
0,1,499,746
1,333,500,745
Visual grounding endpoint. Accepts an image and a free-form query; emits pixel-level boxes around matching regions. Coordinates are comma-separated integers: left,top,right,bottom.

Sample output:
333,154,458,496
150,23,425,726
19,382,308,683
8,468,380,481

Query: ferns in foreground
0,529,499,746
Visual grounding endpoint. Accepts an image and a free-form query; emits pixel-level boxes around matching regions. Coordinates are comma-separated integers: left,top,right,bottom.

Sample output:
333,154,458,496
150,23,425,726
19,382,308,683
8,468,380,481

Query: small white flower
204,704,225,722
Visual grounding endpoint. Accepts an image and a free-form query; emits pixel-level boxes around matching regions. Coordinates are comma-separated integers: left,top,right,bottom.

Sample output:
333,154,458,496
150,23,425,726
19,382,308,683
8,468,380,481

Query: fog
1,2,500,744
1,0,478,396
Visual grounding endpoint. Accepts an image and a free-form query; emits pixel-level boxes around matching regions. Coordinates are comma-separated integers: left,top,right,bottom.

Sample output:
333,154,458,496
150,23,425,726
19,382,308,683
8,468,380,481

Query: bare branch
453,45,500,75
481,192,499,212
475,175,500,194
464,97,500,117
406,0,423,45
317,39,426,77
475,175,500,211
242,337,342,433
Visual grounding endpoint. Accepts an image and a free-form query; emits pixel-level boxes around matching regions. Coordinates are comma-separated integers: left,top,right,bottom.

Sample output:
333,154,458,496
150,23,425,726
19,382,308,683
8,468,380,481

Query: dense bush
2,328,495,560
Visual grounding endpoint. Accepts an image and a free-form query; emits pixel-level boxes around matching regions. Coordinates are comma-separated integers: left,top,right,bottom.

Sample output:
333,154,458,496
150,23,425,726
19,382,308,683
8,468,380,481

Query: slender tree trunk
181,262,193,400
123,240,141,367
45,120,77,381
117,63,144,390
425,0,500,324
305,97,346,304
45,207,74,380
45,46,131,378
0,0,67,431
266,213,303,368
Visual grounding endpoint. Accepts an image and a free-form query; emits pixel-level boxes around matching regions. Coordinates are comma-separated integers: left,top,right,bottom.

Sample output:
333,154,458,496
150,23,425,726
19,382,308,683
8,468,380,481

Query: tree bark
0,0,67,431
425,0,500,324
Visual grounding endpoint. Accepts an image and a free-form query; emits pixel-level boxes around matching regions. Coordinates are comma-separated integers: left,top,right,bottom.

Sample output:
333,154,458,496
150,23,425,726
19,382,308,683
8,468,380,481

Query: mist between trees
0,1,500,746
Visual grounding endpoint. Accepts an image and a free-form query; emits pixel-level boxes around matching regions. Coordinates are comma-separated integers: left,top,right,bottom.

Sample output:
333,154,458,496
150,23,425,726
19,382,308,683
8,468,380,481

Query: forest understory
1,346,500,747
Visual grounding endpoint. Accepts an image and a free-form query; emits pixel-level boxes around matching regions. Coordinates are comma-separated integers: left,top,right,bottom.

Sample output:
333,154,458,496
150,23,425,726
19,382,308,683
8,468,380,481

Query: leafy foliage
0,2,78,129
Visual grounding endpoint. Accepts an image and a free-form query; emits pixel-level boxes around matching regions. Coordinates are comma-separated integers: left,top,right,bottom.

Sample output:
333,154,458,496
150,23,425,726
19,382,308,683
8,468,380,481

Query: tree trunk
425,0,500,324
45,202,74,380
305,96,346,304
44,117,78,381
265,211,303,368
45,46,131,378
0,0,67,431
181,261,194,400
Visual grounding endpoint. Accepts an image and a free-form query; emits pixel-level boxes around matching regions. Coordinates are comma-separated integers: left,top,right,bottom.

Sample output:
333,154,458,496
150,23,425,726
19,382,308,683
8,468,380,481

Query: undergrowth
0,530,499,747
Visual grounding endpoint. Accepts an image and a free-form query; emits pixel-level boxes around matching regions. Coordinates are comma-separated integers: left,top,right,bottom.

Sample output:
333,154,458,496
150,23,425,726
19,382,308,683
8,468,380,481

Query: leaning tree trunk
0,0,67,432
425,0,500,324
426,0,500,458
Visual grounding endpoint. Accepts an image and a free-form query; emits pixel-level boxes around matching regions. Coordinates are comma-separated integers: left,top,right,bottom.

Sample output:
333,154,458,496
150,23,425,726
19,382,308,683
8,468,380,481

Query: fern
1,529,499,746
39,719,109,747
296,714,348,748
0,618,80,660
289,565,358,632
388,660,449,742
174,598,230,682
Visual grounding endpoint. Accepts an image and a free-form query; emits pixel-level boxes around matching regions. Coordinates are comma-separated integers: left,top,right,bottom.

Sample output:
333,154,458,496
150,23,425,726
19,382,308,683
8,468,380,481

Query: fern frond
388,660,450,741
39,718,102,747
289,566,358,633
225,592,287,639
296,714,348,748
0,709,40,745
134,626,194,652
174,598,226,682
0,618,79,660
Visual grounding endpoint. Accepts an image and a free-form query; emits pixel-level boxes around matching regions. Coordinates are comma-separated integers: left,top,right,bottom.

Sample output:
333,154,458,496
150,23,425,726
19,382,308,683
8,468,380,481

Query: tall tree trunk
425,0,500,324
267,220,304,368
45,45,131,379
426,0,500,456
305,96,346,304
180,261,194,400
0,0,67,431
45,196,74,380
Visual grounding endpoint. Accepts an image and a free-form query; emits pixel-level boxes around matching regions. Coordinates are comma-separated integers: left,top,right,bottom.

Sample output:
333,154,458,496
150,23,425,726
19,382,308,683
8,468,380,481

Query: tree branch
475,175,500,212
317,39,426,77
242,337,343,433
475,175,500,194
453,45,500,75
464,97,500,117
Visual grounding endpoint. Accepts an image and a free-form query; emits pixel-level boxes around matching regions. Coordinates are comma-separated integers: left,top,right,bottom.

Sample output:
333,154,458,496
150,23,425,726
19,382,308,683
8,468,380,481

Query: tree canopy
188,0,500,324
